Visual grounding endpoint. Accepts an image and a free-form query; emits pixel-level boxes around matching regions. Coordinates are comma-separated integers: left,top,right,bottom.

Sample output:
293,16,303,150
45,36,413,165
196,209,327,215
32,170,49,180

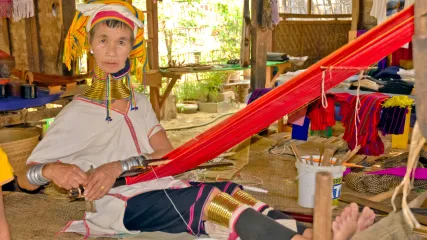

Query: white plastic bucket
295,156,346,208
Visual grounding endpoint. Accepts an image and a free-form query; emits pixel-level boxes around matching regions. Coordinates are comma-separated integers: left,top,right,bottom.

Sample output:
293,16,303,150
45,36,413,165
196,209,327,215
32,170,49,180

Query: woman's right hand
43,163,88,190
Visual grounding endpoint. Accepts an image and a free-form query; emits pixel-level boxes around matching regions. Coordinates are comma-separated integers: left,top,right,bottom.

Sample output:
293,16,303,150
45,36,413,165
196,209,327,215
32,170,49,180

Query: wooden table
146,61,292,120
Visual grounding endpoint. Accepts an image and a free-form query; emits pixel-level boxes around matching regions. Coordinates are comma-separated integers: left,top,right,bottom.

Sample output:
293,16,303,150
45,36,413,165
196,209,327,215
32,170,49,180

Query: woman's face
90,22,133,73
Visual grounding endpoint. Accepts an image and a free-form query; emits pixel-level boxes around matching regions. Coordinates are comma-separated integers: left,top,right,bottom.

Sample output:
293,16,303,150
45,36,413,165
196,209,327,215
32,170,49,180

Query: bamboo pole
313,172,333,240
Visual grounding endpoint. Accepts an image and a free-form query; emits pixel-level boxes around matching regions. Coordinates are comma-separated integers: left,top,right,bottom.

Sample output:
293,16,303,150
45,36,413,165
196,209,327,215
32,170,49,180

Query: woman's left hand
84,162,122,201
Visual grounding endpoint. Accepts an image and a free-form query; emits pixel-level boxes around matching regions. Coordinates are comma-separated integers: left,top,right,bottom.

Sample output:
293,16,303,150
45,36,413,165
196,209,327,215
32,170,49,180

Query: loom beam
126,5,415,185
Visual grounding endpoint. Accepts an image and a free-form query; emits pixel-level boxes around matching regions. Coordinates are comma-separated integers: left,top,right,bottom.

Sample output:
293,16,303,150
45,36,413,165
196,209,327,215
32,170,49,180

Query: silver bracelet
26,163,50,186
119,154,149,172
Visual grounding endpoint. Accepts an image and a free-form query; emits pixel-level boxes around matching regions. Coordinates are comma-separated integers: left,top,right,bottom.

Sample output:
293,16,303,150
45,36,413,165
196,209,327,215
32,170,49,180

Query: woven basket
0,128,40,174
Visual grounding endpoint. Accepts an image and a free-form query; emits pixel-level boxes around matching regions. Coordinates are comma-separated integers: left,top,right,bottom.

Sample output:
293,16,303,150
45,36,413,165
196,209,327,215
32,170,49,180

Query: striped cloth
378,106,408,135
335,93,389,156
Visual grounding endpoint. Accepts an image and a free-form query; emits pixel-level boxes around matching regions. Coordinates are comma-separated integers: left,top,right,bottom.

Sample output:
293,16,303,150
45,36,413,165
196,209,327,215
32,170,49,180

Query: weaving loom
124,6,415,185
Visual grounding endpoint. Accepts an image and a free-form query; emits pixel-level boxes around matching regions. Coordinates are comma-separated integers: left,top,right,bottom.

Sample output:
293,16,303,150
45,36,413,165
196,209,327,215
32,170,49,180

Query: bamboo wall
273,19,351,67
0,0,75,75
0,19,10,55
9,20,29,71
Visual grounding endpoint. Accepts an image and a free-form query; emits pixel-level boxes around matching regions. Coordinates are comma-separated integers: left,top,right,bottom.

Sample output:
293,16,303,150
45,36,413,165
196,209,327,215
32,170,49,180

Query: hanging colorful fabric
0,0,12,18
307,95,335,131
392,108,411,149
335,92,389,156
288,106,308,126
12,0,34,21
378,107,408,135
292,117,310,141
378,96,414,135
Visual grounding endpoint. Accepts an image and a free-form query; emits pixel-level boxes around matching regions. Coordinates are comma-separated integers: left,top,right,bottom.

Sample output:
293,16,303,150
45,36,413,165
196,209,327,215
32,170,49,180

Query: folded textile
397,68,415,79
335,93,389,156
378,80,414,95
267,52,288,61
374,66,401,80
349,79,380,92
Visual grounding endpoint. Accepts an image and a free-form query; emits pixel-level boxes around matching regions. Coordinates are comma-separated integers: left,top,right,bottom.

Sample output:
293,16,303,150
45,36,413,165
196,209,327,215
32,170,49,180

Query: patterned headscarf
63,0,146,74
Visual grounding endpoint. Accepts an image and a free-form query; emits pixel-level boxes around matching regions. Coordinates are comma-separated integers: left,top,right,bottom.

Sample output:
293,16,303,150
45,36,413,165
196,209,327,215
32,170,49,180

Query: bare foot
302,229,313,239
332,203,359,240
356,206,375,232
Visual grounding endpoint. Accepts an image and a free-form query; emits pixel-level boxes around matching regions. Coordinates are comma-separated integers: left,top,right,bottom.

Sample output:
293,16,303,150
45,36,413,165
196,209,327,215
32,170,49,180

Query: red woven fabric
0,0,12,18
125,6,415,184
391,42,413,66
307,95,335,131
335,93,389,156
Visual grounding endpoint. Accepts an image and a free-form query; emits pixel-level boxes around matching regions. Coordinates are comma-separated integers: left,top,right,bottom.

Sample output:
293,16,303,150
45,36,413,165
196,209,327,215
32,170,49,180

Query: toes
349,203,359,220
332,220,340,232
341,206,351,219
335,216,343,225
361,206,370,217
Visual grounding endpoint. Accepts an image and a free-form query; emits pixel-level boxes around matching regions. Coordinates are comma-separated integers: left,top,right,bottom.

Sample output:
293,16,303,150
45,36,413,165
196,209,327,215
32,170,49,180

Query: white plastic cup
295,156,346,208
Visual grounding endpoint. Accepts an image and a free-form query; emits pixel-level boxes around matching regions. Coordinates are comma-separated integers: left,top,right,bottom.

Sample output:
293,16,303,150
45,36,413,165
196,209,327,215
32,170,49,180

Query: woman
18,1,375,239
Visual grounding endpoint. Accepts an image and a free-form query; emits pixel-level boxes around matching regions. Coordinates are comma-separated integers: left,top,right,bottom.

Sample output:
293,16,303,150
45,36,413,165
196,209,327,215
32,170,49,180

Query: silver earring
90,49,93,54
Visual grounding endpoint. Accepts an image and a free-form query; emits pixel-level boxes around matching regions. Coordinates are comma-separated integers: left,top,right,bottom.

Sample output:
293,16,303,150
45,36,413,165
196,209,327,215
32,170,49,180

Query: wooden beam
150,87,161,120
313,172,333,240
0,107,64,127
351,0,360,31
250,0,269,90
159,76,179,109
146,0,159,70
240,0,251,67
280,13,351,19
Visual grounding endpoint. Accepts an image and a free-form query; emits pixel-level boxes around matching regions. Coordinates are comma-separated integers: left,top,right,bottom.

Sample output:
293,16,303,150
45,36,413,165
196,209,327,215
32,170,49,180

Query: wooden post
313,172,333,240
146,0,159,70
250,0,269,91
351,0,360,31
146,0,161,120
240,0,251,67
25,0,41,73
413,0,427,139
1,19,11,54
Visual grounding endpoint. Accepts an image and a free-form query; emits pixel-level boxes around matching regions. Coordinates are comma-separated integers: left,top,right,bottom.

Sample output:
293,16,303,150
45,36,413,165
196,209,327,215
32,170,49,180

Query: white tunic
27,93,190,238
